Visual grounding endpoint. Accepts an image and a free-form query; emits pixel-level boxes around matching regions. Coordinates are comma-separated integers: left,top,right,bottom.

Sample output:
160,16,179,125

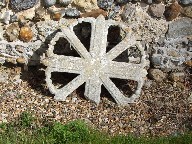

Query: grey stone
44,0,56,7
151,55,163,66
115,0,129,4
42,15,148,106
0,9,13,24
59,0,72,6
148,68,166,82
97,0,114,9
108,5,121,19
179,0,192,5
166,18,192,39
10,0,38,11
65,8,80,17
0,57,5,65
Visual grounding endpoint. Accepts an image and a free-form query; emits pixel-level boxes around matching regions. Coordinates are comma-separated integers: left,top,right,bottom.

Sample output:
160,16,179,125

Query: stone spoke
55,74,86,101
84,76,102,104
61,28,91,59
106,61,147,80
106,34,136,60
90,15,108,58
43,55,85,74
101,76,134,105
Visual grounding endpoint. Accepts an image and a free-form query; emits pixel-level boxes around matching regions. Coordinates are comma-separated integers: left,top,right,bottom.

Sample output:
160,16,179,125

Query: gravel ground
0,64,191,136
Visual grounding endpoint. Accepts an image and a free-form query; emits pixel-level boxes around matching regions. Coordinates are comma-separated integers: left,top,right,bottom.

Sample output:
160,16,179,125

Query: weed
19,111,34,128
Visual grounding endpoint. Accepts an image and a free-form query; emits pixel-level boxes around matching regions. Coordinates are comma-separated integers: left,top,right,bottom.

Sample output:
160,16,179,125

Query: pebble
0,57,5,65
179,0,192,5
65,8,80,17
44,0,56,7
166,18,192,39
167,49,179,57
51,12,62,21
35,7,46,20
0,10,13,24
169,72,185,82
148,68,166,82
5,23,20,42
0,71,8,83
115,0,129,4
19,26,33,42
149,3,165,18
18,15,27,26
185,60,192,67
182,6,192,18
10,0,38,11
80,9,107,18
143,79,153,88
164,2,182,21
59,0,72,6
151,55,163,67
108,5,121,19
97,0,114,9
16,57,26,64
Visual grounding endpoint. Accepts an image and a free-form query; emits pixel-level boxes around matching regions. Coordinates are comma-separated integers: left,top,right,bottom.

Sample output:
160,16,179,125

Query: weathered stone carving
42,15,148,106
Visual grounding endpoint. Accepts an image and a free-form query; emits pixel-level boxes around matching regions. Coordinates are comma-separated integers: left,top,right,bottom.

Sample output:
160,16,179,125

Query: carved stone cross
42,15,147,106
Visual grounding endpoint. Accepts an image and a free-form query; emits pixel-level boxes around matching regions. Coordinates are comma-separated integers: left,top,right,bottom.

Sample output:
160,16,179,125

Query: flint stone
10,0,38,11
44,0,56,7
59,0,72,6
151,55,163,66
97,0,114,9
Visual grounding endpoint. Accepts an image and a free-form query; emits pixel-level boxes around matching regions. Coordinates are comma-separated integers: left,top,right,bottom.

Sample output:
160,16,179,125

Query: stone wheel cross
42,15,147,106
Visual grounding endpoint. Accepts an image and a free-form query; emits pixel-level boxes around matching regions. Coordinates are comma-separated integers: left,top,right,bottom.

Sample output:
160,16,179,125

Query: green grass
0,112,191,144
